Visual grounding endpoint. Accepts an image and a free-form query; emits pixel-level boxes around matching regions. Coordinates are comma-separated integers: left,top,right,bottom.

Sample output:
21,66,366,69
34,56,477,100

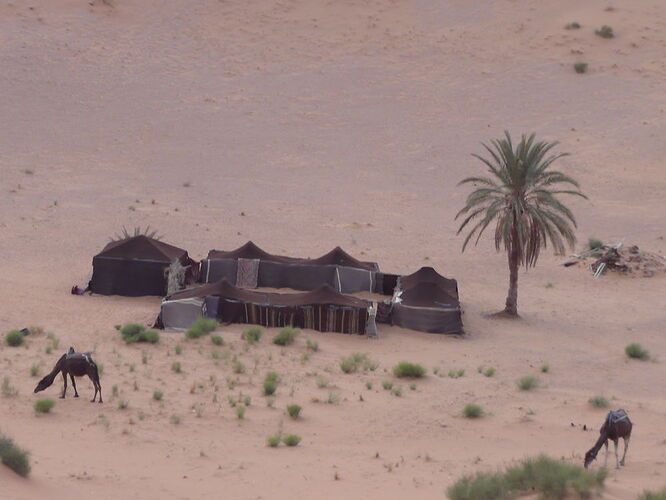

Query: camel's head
34,376,52,393
584,449,597,468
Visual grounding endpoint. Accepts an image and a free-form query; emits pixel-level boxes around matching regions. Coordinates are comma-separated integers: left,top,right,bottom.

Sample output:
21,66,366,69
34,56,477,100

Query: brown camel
34,347,103,403
584,409,632,469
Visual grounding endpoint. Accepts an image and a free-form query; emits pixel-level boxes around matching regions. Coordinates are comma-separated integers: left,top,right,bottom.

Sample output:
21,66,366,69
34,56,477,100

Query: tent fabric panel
161,298,205,331
390,304,463,334
399,267,459,300
201,259,238,284
336,267,373,293
97,235,187,262
257,261,337,291
90,257,169,296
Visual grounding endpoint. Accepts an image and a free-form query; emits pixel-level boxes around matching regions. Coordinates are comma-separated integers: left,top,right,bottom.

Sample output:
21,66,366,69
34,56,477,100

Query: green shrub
5,330,24,347
589,396,609,408
171,362,182,373
263,372,279,396
447,455,606,500
306,339,319,352
30,364,40,377
340,353,377,374
0,433,30,477
484,367,496,377
118,400,129,410
153,390,163,401
170,415,181,425
236,406,246,420
186,318,218,339
588,238,604,250
540,364,550,373
175,344,182,355
273,327,298,346
242,326,263,344
287,404,302,419
463,404,484,419
382,380,393,390
574,62,588,74
625,343,649,360
639,488,666,500
34,398,55,414
393,362,426,378
120,323,159,344
282,434,301,447
596,25,614,38
448,369,465,379
267,433,281,447
517,376,539,391
565,22,581,29
233,360,246,374
211,335,224,346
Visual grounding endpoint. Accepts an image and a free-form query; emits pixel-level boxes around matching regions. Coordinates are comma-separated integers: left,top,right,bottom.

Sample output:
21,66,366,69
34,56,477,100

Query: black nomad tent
159,279,373,334
89,235,196,296
199,241,391,294
390,267,463,334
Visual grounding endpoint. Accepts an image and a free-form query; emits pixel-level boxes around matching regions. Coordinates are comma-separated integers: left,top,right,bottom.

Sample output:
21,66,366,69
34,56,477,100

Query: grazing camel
34,347,103,403
584,409,632,469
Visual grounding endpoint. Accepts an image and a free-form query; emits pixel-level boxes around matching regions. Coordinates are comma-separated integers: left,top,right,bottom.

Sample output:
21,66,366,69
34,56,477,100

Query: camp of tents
87,236,463,335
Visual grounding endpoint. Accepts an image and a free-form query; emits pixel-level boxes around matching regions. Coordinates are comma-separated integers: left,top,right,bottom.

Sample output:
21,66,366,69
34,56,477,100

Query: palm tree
455,131,587,316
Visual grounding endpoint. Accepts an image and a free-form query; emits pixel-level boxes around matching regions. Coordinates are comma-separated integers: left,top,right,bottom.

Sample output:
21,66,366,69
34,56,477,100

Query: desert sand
1,0,665,499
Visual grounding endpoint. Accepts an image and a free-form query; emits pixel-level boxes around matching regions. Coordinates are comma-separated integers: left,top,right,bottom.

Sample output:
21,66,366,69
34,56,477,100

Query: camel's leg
70,375,79,397
603,441,609,468
613,439,620,469
60,372,67,398
620,437,630,466
97,379,103,404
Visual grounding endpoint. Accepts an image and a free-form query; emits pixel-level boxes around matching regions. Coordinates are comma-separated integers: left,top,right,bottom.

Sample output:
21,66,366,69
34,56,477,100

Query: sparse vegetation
283,434,301,447
463,404,484,419
233,360,246,374
625,343,650,360
170,415,181,425
382,380,393,391
448,369,465,379
236,406,246,420
484,367,496,377
0,432,31,477
589,396,610,408
1,377,17,397
30,363,40,377
171,362,182,373
153,390,163,401
393,361,426,378
565,22,581,30
186,318,218,339
540,364,550,373
211,335,224,346
267,433,281,447
588,237,604,251
447,455,606,500
263,372,280,396
517,375,539,391
120,323,159,344
175,345,182,355
34,398,55,414
574,62,588,74
5,330,24,347
287,404,302,419
596,25,614,38
306,339,319,352
242,326,263,344
118,400,129,410
340,353,378,374
639,488,666,500
272,327,298,346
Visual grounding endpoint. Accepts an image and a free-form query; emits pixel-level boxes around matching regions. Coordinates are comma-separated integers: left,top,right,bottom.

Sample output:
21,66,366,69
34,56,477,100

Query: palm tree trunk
504,227,520,316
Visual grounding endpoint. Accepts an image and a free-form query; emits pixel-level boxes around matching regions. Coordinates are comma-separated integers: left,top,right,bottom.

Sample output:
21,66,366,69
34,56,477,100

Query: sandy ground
1,0,665,498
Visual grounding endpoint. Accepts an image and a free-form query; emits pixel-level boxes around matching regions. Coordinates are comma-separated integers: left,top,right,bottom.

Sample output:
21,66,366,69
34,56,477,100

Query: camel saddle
607,409,630,425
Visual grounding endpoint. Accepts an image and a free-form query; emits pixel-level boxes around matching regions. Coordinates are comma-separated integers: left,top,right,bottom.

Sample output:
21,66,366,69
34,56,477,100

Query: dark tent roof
400,282,459,308
309,247,378,271
168,280,369,308
400,267,458,299
97,235,187,262
207,241,299,263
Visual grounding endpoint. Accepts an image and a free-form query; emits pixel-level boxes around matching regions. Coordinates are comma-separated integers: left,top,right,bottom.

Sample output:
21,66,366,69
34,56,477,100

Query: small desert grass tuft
595,25,614,38
29,363,40,377
382,380,393,391
236,406,246,420
639,488,666,500
170,415,181,425
171,362,182,373
574,62,588,74
272,327,298,346
589,396,610,408
463,404,484,419
340,353,378,374
242,326,263,344
34,398,55,414
282,434,301,447
263,371,280,396
118,400,129,410
186,318,218,339
517,375,539,391
287,404,302,419
120,323,159,344
565,21,581,29
233,360,246,374
153,390,163,401
211,335,224,346
393,361,426,378
588,237,604,251
175,345,182,355
2,377,18,397
0,433,31,477
484,367,496,377
306,339,319,352
267,432,281,447
5,330,24,347
448,369,465,379
625,343,650,360
447,455,606,500
540,364,550,373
